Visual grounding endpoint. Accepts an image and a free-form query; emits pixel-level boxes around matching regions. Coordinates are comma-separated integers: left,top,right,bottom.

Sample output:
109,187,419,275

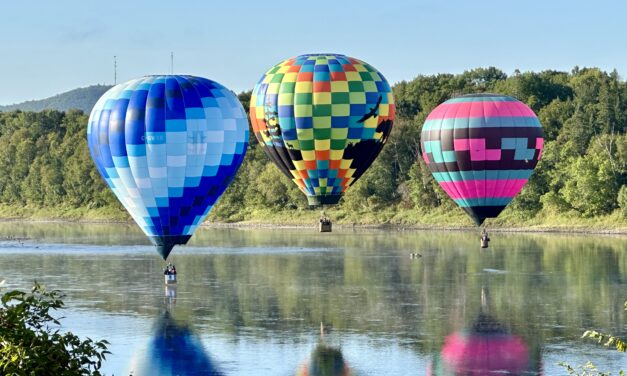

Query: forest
0,67,625,228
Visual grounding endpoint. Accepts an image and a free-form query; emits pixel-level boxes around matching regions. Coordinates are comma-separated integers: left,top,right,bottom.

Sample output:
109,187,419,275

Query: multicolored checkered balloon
420,94,544,225
250,54,396,206
87,75,248,259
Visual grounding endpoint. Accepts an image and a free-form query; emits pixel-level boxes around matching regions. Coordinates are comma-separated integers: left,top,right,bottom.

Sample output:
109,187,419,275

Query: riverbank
0,204,625,234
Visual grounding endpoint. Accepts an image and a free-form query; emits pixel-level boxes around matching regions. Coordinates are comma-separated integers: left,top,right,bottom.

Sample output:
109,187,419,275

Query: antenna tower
114,55,117,85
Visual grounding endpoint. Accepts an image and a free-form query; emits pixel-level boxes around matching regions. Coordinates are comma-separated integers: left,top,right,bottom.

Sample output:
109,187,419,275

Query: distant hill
0,85,112,113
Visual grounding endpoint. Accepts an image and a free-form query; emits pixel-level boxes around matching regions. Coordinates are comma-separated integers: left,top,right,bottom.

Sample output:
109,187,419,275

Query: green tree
561,151,619,216
619,186,627,218
538,99,575,140
341,157,397,211
406,160,440,209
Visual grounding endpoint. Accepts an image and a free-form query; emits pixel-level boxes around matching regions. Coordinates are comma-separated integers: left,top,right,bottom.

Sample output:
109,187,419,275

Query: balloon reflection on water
127,286,223,376
296,343,354,376
428,288,540,375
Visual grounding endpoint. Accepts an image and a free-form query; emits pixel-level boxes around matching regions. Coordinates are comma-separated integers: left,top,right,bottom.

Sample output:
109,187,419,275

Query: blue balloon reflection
128,311,223,376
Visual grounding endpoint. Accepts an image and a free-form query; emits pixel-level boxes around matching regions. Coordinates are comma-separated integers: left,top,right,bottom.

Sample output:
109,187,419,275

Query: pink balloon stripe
438,179,528,199
422,151,430,164
536,137,544,159
453,138,502,161
427,101,535,120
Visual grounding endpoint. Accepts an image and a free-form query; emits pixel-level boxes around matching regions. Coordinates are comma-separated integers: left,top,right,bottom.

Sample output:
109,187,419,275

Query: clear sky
1,0,626,105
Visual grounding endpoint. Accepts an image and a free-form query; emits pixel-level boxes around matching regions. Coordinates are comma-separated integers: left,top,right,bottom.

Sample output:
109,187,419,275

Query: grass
0,203,625,233
207,204,627,233
0,204,128,222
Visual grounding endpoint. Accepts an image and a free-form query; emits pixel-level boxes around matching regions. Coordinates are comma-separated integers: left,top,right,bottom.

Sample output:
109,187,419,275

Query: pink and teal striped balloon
420,94,544,225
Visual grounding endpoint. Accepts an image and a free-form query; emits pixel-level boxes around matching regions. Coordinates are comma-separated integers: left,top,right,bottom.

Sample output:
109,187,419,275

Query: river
0,222,625,375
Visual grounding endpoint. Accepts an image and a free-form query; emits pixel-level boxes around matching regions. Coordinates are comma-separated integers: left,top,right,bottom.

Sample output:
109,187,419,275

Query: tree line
0,66,625,223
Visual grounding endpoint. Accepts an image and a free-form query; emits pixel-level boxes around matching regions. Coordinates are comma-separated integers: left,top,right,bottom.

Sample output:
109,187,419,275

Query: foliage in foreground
558,361,624,376
581,301,627,353
559,301,626,376
582,330,627,353
0,282,110,375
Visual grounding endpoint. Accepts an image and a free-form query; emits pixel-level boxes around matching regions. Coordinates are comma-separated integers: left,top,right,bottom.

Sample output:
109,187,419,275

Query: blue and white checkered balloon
87,75,248,259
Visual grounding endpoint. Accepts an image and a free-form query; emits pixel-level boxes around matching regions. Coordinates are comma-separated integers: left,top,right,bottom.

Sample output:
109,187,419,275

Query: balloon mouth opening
307,195,342,207
472,216,485,226
149,235,192,259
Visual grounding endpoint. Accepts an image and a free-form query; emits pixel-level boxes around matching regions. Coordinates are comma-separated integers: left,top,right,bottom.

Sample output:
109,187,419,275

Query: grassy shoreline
0,204,625,235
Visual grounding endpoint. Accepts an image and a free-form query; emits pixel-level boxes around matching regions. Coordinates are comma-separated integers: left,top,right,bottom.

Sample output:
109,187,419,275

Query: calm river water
0,222,625,375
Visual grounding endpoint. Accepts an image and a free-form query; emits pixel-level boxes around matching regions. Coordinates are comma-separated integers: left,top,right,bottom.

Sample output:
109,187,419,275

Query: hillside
0,85,112,113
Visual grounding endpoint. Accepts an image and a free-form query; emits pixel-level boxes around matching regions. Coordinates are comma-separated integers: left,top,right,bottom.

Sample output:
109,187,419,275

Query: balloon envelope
250,53,395,206
87,75,248,258
420,94,544,225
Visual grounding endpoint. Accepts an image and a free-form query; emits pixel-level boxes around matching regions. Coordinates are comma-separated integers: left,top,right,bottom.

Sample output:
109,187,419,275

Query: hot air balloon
250,53,395,206
420,94,544,226
87,75,248,259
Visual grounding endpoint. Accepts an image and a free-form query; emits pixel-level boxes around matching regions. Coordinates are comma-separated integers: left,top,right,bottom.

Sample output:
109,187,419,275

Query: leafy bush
0,282,110,375
559,301,626,376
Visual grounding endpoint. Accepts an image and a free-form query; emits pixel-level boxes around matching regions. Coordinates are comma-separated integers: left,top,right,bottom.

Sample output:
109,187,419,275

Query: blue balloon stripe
454,197,513,207
432,170,534,182
446,96,518,103
126,89,148,145
146,83,166,132
422,116,541,131
165,77,186,120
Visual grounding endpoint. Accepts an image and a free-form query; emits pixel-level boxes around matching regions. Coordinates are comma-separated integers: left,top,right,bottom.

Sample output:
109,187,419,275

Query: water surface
0,222,625,375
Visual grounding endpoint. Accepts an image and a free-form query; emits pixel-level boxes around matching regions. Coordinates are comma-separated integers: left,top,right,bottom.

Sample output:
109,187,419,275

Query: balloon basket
319,221,332,232
164,274,177,285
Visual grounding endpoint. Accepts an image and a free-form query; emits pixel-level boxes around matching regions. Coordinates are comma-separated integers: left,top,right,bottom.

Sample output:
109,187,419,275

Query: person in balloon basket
480,229,490,248
163,263,177,275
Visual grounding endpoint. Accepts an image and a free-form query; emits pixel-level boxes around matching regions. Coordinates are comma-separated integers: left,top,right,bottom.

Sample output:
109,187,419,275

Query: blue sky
1,0,626,105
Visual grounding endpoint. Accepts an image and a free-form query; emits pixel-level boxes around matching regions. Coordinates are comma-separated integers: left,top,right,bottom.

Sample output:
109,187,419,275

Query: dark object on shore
319,216,332,232
410,253,422,259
